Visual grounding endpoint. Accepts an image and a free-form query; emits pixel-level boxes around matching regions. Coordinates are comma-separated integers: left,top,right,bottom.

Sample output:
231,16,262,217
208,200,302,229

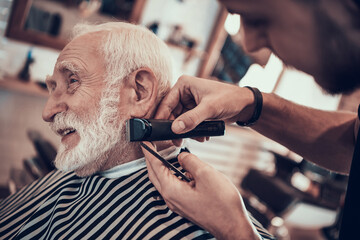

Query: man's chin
314,75,359,96
54,145,90,174
55,159,98,177
54,160,83,173
54,148,106,177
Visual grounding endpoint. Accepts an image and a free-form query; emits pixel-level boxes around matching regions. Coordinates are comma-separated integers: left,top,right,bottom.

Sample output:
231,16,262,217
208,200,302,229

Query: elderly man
0,22,273,239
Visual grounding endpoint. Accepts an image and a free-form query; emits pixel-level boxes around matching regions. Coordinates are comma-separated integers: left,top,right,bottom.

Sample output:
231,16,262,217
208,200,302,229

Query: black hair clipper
126,119,225,142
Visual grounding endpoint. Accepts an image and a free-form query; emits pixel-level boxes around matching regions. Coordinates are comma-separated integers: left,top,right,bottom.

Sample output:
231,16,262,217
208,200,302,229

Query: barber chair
27,130,56,172
23,156,47,180
241,152,347,239
0,185,11,199
23,130,56,180
1,131,57,199
242,169,298,217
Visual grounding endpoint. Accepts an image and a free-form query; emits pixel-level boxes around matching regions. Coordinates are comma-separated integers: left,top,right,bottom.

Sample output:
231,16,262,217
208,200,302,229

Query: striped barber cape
0,155,274,239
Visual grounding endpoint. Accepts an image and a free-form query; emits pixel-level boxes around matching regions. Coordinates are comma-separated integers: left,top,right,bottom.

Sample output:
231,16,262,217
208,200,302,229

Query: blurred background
1,0,360,239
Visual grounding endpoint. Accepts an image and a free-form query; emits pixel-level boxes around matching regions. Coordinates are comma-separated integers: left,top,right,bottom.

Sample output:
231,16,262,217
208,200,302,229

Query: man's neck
74,141,175,177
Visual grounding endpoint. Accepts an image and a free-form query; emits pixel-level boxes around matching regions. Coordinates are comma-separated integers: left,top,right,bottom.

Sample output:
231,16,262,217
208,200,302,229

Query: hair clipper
126,118,225,142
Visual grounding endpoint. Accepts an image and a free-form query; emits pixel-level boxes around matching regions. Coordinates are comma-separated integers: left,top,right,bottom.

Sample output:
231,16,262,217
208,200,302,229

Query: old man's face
43,32,127,175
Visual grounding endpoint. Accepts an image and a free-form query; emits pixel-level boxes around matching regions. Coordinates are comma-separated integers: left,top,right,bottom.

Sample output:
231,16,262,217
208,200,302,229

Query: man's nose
42,97,68,122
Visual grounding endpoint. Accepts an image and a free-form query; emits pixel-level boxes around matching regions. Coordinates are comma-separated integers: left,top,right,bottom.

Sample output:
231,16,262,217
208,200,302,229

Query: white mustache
50,112,84,137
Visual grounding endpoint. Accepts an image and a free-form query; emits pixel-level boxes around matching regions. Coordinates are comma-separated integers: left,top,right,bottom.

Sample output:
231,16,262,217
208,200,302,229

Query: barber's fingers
177,152,212,179
172,103,212,134
155,87,181,120
155,75,193,120
141,142,176,192
172,139,183,147
141,142,161,189
142,142,184,192
172,103,184,119
192,137,206,142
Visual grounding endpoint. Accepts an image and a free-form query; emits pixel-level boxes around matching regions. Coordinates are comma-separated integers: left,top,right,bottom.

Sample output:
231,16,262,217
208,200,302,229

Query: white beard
50,86,127,173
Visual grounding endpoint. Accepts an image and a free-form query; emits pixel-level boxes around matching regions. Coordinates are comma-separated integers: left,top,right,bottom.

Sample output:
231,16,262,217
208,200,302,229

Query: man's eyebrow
55,61,81,74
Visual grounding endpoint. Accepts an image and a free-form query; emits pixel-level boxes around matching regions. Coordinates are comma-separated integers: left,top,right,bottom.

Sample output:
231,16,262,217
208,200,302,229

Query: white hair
51,22,174,175
71,22,173,101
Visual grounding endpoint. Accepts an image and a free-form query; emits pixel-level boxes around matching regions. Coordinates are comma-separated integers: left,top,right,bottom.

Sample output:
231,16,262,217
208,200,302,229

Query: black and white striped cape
0,158,274,239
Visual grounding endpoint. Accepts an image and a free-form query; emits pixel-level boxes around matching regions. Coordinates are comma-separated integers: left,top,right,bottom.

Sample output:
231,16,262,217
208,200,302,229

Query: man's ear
126,67,158,118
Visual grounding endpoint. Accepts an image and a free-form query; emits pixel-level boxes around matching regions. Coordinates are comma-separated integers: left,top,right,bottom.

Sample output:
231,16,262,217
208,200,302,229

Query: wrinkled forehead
53,33,105,74
58,32,103,61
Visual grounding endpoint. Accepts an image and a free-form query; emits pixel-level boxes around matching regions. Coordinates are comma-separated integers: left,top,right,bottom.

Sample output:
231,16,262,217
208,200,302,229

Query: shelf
0,77,49,98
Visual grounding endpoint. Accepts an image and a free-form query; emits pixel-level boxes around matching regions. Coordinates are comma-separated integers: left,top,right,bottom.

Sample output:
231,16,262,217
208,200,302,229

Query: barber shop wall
273,70,341,111
0,2,60,187
0,88,59,186
0,41,60,188
140,0,220,84
0,40,59,81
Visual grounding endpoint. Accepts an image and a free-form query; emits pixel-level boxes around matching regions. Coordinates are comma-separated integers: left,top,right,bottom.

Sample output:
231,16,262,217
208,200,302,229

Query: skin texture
142,0,360,239
43,32,160,176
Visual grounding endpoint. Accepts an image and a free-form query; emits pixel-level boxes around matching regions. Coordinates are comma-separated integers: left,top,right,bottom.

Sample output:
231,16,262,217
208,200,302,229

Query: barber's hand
141,142,262,240
155,75,255,134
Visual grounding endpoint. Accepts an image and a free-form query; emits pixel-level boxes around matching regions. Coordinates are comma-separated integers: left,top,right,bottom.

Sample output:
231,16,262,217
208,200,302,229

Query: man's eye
70,78,78,84
244,18,267,28
68,77,80,93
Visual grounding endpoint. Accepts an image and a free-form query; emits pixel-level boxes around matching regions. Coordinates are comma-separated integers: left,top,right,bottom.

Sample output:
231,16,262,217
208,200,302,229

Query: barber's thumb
178,152,208,178
172,119,187,134
172,107,208,134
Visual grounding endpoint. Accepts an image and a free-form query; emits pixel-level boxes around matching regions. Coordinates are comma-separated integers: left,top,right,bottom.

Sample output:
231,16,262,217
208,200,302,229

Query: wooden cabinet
6,0,146,50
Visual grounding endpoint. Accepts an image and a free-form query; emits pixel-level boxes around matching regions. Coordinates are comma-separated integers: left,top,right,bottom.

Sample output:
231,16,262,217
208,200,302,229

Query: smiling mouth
57,128,76,137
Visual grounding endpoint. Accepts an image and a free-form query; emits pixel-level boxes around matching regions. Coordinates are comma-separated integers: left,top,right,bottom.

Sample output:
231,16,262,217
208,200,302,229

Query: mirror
6,0,146,50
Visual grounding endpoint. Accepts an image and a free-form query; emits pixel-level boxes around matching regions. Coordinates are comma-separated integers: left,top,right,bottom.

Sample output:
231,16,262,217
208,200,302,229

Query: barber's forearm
251,93,356,174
